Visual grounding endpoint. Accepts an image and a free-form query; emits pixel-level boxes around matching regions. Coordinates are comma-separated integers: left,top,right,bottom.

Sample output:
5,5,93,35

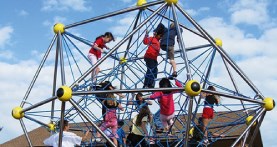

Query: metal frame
15,1,270,147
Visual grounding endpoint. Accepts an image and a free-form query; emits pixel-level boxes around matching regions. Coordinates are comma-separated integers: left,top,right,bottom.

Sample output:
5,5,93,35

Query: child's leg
168,46,177,76
88,53,99,83
160,114,169,131
112,137,118,146
98,123,107,138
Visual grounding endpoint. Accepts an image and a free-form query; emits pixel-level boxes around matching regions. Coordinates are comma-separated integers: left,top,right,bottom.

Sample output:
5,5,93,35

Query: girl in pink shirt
148,78,182,132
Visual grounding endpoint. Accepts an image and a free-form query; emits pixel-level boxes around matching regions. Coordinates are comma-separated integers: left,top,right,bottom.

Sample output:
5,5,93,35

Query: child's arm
82,129,90,141
143,31,150,45
146,100,153,105
127,95,134,105
149,92,161,100
93,44,104,52
116,93,125,99
215,95,220,104
118,103,124,111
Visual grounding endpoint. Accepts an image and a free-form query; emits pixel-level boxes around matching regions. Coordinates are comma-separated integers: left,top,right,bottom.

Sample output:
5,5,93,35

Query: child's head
106,93,116,106
207,85,216,91
103,32,115,43
135,92,143,101
155,30,164,40
159,78,172,94
118,120,124,128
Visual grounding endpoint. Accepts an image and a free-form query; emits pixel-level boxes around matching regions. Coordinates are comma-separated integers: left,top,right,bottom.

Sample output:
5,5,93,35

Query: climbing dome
13,0,275,147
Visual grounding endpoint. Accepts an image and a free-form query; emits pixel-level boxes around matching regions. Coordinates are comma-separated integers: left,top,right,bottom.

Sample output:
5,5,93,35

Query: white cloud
18,10,29,16
41,0,91,12
0,50,13,60
0,26,13,48
229,0,270,27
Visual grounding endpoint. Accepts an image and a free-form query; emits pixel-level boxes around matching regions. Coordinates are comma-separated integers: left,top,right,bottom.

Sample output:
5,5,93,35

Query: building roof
1,110,263,147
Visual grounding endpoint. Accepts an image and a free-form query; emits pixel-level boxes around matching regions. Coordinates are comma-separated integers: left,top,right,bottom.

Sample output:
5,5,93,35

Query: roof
1,110,263,147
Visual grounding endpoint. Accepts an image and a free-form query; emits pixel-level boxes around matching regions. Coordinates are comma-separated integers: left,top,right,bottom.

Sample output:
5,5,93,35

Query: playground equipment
12,0,275,146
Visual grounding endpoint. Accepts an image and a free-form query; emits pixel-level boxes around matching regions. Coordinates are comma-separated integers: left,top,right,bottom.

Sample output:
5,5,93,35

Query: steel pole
172,4,192,80
175,3,264,98
65,0,164,29
201,89,265,105
230,108,265,147
248,111,266,147
21,96,57,113
58,102,66,147
20,119,33,147
69,99,116,147
50,33,60,134
21,35,57,107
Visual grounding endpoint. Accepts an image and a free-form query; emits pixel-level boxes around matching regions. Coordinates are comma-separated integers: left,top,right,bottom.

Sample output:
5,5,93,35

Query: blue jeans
144,58,158,88
154,110,163,129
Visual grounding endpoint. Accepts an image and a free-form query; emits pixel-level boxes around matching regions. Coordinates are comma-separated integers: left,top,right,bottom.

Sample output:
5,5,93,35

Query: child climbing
159,22,182,78
145,78,182,133
143,28,164,88
94,93,124,146
88,32,115,83
200,86,220,144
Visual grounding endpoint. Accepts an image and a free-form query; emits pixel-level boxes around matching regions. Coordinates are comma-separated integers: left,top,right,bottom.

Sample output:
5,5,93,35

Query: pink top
150,80,182,115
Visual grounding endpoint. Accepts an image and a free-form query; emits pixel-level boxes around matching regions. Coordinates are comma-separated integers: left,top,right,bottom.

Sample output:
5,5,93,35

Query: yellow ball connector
185,80,201,97
53,23,65,34
165,0,178,5
57,86,72,102
12,106,24,119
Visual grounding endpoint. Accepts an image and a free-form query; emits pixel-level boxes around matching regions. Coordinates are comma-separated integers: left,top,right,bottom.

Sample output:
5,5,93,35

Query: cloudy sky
0,0,277,146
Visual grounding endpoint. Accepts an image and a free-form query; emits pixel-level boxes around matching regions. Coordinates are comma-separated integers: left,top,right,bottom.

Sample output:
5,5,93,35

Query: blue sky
0,0,277,146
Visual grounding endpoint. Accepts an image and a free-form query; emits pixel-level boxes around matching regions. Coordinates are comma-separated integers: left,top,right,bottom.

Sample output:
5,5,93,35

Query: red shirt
143,35,160,60
89,37,107,59
149,80,182,115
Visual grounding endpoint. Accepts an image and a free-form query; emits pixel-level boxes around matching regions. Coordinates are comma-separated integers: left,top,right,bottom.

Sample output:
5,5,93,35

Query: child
116,120,126,147
128,106,152,146
159,22,182,78
200,86,220,144
147,78,182,132
127,92,152,110
88,32,115,83
143,29,164,88
94,81,125,121
95,93,124,146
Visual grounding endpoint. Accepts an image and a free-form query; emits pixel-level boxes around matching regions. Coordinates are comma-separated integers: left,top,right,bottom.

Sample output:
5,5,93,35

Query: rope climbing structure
12,0,275,147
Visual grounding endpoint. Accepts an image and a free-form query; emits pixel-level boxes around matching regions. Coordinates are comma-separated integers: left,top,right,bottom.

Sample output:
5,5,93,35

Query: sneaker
203,139,209,145
172,71,177,77
92,138,101,142
149,140,155,144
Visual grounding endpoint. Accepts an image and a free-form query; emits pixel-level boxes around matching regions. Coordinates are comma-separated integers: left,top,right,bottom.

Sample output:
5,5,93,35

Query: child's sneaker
92,138,101,142
203,139,209,145
172,71,177,77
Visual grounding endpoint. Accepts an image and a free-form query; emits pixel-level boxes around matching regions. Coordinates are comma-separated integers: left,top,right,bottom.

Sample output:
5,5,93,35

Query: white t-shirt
43,131,82,147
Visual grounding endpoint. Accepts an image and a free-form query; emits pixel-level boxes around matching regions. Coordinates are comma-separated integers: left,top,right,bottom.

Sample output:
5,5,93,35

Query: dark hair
95,32,115,42
207,85,216,91
159,78,172,94
58,119,69,130
135,92,144,105
198,117,203,124
154,23,165,36
118,120,124,127
135,106,151,126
